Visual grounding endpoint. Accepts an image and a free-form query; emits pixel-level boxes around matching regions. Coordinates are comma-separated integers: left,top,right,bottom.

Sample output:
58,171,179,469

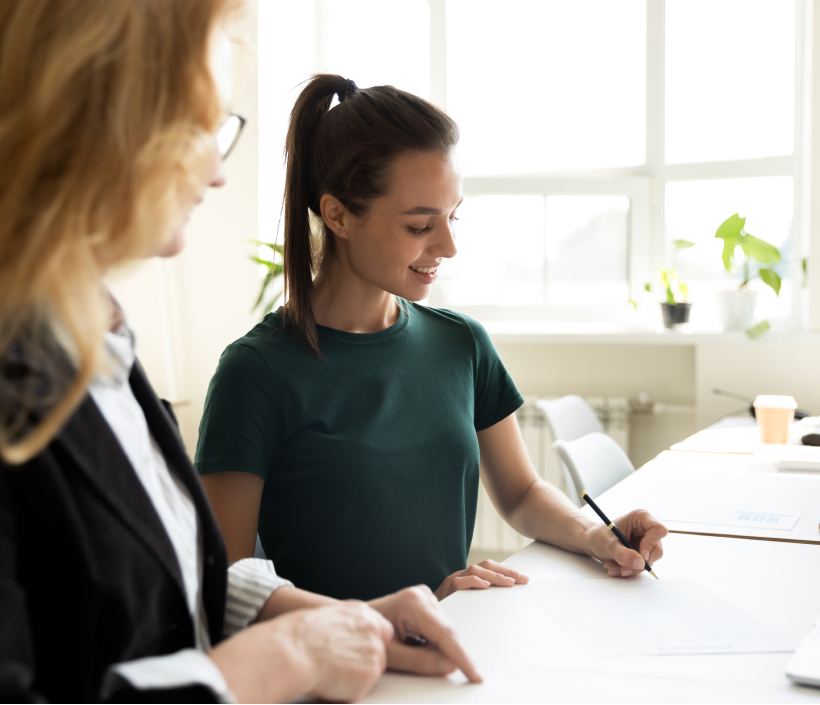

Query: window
259,0,807,330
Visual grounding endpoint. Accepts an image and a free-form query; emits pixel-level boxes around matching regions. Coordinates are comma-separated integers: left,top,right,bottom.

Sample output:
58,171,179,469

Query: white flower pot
716,289,757,331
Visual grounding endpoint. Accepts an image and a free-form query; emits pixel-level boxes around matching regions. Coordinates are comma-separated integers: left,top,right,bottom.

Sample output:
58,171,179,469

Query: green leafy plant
251,240,285,316
648,239,694,304
715,213,781,296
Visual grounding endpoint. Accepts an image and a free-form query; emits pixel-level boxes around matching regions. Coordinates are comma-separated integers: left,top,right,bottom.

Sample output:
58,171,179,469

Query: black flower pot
661,302,691,329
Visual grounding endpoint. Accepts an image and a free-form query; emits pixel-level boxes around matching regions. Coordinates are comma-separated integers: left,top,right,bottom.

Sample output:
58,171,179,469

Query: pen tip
650,570,659,580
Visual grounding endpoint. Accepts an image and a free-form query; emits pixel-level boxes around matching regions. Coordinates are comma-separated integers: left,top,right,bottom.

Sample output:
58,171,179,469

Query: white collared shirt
89,318,291,702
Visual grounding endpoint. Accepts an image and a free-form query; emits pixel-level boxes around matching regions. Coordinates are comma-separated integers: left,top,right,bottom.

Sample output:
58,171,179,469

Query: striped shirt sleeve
224,558,293,637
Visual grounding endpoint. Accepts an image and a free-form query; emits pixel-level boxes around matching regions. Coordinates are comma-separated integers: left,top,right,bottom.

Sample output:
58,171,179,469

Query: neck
311,256,399,334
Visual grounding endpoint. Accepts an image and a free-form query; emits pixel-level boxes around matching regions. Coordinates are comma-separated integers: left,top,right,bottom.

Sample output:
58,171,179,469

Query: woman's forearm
256,585,337,622
506,479,598,555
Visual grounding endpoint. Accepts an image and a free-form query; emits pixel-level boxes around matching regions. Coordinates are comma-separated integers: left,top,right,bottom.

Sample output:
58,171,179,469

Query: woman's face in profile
157,30,232,258
341,150,463,303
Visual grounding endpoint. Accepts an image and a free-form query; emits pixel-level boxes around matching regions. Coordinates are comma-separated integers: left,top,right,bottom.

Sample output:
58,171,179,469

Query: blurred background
109,0,820,555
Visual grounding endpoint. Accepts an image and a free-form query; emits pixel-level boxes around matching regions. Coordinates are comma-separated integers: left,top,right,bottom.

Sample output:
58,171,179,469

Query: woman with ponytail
196,75,668,602
0,4,480,702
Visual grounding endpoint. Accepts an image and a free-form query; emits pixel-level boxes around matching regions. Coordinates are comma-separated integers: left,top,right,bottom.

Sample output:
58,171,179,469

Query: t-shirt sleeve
462,315,525,432
194,342,281,480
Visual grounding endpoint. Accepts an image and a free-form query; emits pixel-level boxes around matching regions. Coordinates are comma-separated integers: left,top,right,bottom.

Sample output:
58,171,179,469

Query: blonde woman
0,1,479,702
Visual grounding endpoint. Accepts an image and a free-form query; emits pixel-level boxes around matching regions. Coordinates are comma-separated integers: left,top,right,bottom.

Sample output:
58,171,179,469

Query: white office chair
536,395,605,505
552,431,635,501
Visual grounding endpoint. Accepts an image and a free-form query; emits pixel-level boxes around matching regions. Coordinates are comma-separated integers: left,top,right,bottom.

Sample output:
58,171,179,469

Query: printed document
658,502,803,531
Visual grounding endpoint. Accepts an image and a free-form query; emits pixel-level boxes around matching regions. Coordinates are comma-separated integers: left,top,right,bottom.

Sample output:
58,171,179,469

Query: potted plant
648,239,694,329
714,214,781,333
251,239,285,316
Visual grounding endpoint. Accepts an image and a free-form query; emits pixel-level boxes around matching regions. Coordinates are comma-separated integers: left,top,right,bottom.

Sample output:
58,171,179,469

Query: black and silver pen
580,490,658,580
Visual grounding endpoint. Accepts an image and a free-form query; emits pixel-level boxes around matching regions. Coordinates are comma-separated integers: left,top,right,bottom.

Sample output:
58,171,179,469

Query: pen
580,490,658,580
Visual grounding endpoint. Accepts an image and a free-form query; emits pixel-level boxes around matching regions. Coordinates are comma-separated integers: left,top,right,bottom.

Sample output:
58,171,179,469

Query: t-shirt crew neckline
315,300,410,344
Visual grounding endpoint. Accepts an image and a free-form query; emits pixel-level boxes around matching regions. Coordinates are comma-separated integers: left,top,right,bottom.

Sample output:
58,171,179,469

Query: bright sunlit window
447,0,646,175
259,0,807,330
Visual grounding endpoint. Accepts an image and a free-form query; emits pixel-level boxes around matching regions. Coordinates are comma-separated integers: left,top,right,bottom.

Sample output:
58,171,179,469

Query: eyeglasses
216,113,246,160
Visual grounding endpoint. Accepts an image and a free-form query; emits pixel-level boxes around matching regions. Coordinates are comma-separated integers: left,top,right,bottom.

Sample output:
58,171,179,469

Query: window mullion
793,0,812,329
430,0,447,110
315,0,328,72
645,0,665,289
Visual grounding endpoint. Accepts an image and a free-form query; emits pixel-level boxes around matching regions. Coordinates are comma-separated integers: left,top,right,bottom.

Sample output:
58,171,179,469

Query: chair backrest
552,431,635,500
536,395,606,505
536,395,605,442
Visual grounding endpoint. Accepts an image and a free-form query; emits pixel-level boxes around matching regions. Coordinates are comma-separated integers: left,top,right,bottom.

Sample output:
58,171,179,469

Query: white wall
494,343,697,468
695,341,820,428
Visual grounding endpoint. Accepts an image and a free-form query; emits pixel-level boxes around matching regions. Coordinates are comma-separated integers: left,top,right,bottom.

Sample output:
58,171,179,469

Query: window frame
427,177,651,320
423,0,809,326
265,0,810,328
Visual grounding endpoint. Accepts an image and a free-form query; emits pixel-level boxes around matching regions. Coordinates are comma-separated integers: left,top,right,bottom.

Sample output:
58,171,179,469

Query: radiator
471,396,629,555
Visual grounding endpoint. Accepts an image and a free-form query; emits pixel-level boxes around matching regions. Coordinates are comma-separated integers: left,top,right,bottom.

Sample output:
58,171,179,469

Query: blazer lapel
128,361,228,645
54,396,187,602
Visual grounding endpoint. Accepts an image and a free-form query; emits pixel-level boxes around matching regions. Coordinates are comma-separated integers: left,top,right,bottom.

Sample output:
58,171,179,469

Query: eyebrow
401,198,464,216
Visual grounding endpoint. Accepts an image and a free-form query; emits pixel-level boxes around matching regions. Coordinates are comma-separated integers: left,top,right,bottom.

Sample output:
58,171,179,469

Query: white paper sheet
526,578,793,656
658,502,803,531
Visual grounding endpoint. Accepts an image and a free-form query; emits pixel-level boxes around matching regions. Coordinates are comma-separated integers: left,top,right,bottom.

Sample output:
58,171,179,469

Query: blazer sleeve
0,470,39,703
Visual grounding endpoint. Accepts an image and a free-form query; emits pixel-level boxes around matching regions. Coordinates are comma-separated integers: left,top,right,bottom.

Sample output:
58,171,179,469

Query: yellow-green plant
250,240,284,316
648,239,694,304
715,213,781,295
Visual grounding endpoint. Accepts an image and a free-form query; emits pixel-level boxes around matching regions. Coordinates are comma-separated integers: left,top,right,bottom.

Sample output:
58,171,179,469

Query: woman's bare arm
478,414,667,577
200,471,264,562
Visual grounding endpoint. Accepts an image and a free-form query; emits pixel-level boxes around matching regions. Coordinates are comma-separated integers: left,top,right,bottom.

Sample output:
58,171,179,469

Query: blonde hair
0,0,238,463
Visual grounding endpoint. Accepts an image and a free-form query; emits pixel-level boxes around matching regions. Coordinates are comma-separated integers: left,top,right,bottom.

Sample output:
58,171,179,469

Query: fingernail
633,558,644,569
482,579,491,586
622,569,633,576
505,576,515,583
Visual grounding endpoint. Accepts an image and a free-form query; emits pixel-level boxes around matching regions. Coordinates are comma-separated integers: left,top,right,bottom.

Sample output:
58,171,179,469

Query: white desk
586,462,820,544
364,534,820,703
670,417,820,460
671,417,764,454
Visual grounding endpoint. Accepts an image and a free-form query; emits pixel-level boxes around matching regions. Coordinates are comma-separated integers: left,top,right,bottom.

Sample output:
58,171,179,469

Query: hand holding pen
580,491,669,579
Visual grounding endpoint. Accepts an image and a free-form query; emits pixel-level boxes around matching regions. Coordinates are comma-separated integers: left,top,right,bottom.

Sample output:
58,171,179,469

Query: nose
209,158,227,189
430,219,457,260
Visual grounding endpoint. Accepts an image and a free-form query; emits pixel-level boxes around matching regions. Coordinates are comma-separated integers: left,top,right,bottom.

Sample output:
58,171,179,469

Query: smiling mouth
409,265,438,274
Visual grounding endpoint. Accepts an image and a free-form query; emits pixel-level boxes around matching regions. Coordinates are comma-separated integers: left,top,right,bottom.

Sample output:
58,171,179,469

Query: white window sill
483,321,820,345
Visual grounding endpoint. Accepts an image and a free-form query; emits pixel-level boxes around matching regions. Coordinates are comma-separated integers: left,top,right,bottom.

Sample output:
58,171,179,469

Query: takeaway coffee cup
753,395,797,444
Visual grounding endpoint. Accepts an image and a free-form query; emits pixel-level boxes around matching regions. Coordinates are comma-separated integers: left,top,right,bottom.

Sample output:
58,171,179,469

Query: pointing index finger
410,607,483,683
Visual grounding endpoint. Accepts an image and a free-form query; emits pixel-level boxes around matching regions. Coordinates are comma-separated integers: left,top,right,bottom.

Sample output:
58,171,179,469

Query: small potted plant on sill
647,239,694,329
714,213,781,333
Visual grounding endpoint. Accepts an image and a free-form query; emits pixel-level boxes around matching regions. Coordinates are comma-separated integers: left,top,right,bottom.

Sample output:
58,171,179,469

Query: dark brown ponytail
282,74,459,356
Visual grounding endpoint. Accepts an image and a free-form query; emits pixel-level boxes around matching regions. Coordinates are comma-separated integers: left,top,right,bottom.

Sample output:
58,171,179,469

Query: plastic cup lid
753,395,797,409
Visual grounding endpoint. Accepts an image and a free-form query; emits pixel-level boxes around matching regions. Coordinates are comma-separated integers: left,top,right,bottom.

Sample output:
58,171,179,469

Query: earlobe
319,193,348,239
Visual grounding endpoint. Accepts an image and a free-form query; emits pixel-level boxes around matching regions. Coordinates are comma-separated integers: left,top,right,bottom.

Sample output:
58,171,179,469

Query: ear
320,194,349,240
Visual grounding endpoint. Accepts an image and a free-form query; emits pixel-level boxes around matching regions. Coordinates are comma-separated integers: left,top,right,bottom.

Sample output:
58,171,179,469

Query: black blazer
0,361,229,703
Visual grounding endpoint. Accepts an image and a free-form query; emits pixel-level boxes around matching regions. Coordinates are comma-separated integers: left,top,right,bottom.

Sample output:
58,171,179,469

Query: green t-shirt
194,301,523,600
